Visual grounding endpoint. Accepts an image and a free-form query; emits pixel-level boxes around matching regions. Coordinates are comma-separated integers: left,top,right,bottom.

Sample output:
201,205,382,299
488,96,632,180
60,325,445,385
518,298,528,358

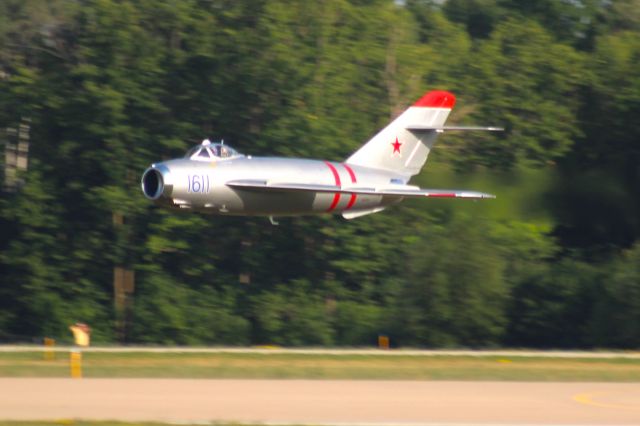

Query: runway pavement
1,378,639,425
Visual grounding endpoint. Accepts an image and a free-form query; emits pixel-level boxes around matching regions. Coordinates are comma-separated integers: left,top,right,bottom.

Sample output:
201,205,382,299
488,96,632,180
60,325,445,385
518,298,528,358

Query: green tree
506,259,602,348
1,0,639,349
0,166,113,342
392,212,507,347
250,279,334,346
455,19,585,170
589,244,640,348
441,0,502,39
552,30,640,253
131,270,249,345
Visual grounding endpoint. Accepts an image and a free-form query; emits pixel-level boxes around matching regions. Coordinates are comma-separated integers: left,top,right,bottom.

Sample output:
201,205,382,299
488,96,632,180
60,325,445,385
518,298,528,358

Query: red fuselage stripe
325,161,342,212
342,164,357,210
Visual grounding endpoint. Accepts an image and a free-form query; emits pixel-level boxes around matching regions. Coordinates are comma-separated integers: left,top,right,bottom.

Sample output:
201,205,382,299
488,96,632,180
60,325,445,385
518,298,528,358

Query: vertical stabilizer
346,90,455,177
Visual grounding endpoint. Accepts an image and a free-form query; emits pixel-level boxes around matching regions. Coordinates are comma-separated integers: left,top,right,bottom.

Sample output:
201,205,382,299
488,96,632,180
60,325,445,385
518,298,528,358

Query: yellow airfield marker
68,322,91,379
69,350,82,379
378,335,390,350
43,337,56,361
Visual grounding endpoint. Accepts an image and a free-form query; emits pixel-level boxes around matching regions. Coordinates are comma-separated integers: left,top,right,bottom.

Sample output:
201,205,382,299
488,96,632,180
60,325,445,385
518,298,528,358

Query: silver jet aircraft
141,90,500,221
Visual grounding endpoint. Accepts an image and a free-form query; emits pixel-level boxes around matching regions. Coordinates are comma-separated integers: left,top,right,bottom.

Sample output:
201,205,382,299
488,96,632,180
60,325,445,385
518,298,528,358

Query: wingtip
463,192,497,199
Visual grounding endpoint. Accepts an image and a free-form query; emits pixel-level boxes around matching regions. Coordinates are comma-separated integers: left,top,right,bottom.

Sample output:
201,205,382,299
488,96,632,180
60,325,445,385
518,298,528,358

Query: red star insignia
392,137,402,154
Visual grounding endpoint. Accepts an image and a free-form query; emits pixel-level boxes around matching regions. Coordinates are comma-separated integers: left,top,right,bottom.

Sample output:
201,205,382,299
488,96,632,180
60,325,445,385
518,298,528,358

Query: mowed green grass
1,351,639,381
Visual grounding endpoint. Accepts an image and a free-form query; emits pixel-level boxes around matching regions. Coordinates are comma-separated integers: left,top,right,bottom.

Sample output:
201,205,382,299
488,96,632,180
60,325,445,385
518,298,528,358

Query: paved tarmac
1,378,639,425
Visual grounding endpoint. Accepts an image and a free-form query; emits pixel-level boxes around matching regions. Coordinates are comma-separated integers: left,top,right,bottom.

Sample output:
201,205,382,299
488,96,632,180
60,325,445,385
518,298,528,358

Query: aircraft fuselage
142,156,404,217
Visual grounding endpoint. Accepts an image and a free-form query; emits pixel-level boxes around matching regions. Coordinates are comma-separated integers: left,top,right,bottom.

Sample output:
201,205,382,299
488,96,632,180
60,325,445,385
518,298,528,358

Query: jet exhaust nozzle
141,165,173,200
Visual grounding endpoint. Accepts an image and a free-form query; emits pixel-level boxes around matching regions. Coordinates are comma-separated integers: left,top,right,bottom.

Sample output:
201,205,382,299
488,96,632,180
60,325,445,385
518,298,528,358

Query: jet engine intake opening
142,168,163,200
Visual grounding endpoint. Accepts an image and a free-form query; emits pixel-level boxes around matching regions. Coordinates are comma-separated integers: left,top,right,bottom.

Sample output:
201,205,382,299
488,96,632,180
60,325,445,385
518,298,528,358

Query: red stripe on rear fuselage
342,164,357,210
324,161,342,212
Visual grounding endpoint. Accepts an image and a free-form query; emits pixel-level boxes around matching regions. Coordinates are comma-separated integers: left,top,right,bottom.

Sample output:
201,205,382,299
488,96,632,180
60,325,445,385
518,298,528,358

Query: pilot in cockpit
186,139,240,161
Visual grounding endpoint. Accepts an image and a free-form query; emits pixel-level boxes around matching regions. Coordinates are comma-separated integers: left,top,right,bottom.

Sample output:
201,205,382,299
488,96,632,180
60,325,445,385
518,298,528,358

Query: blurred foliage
0,0,638,348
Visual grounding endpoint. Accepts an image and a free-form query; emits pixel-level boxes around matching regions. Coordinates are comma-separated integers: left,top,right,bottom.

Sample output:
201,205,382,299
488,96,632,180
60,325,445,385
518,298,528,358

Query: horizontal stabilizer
227,180,495,199
406,125,504,133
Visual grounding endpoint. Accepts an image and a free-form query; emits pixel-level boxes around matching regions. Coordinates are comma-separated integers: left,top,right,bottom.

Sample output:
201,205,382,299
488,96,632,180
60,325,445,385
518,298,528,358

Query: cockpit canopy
185,139,242,161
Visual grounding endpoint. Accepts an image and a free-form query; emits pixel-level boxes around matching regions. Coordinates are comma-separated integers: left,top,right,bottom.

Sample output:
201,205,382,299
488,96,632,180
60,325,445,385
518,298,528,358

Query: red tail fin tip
413,90,456,108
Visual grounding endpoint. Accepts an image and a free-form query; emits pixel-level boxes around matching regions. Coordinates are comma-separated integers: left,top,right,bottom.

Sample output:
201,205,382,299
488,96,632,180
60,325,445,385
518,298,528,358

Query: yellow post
69,322,90,379
378,335,390,350
43,337,56,361
70,350,82,379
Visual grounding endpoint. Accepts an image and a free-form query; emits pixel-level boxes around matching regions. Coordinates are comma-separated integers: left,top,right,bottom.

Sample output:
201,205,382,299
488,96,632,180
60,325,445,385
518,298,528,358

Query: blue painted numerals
187,174,210,193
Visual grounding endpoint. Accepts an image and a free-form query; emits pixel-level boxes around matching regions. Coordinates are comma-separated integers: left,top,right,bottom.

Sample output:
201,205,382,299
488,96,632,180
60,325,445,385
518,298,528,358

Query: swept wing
226,180,495,199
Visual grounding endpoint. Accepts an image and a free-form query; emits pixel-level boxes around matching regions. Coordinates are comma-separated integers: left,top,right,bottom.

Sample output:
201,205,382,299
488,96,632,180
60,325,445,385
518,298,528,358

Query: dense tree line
0,0,638,348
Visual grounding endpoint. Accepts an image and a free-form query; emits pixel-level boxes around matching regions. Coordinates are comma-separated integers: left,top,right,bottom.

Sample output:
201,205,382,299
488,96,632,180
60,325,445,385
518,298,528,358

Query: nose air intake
141,165,172,200
141,168,161,199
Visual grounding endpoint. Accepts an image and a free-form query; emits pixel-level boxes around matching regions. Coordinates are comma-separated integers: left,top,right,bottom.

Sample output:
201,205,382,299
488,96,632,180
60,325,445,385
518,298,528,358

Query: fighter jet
141,90,501,222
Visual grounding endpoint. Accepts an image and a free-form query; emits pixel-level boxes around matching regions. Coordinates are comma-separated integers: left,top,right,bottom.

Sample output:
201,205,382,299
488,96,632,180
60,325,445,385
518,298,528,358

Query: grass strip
0,351,639,381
